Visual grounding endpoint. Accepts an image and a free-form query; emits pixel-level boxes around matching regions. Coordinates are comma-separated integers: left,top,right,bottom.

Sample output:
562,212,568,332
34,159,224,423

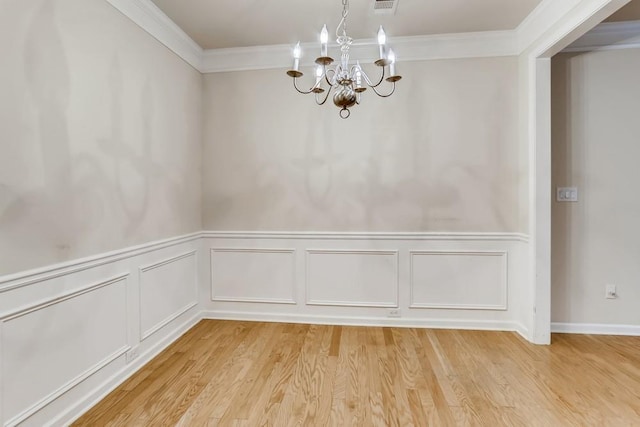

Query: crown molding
517,0,634,57
103,0,518,74
516,0,582,53
562,20,640,52
105,0,606,74
200,31,518,73
104,0,203,70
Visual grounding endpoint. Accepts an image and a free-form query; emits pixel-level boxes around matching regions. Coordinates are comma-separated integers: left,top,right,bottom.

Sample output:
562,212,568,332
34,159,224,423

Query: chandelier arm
293,77,319,95
370,81,396,98
324,68,336,86
286,0,399,118
360,67,385,89
315,85,333,105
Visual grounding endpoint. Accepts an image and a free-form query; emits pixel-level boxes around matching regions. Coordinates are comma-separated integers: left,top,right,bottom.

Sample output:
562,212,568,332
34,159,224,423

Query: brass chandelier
286,0,402,119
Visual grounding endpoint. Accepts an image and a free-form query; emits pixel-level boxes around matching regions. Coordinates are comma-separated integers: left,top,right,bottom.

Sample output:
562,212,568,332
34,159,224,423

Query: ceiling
150,0,544,50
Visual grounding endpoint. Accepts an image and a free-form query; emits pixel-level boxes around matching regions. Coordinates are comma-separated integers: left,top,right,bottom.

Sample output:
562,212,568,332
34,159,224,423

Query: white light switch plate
557,187,578,202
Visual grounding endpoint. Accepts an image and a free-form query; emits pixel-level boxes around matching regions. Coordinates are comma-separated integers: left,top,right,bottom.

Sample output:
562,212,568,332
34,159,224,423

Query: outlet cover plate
387,309,401,318
606,284,617,299
125,347,140,363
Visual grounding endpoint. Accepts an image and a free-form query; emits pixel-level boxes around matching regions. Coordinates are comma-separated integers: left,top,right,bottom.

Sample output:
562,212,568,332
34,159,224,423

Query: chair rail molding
2,228,637,425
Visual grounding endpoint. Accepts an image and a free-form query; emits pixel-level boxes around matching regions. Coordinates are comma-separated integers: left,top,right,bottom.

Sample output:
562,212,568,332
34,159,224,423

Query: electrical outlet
605,284,617,299
125,347,140,363
387,309,401,318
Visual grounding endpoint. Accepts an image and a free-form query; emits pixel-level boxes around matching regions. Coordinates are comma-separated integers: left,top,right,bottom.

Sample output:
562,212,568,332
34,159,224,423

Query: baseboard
52,311,203,427
513,323,530,341
551,322,640,336
201,310,522,333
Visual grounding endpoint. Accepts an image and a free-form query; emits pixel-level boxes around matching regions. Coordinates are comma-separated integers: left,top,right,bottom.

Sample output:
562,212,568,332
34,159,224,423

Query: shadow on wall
353,77,464,231
0,0,80,265
550,52,587,321
207,67,516,231
0,0,186,275
98,56,151,236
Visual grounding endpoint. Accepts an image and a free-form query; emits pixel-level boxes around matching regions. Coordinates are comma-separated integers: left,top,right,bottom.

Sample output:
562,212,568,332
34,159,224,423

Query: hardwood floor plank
246,324,311,425
74,321,640,426
275,324,326,426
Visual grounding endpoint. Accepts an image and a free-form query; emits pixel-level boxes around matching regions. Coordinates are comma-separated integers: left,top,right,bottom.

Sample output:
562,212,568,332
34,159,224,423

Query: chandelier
286,0,402,119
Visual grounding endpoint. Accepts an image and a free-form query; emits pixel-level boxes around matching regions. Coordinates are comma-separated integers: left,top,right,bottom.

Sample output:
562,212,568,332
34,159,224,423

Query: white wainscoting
1,275,129,426
140,251,198,341
201,232,529,336
306,250,399,307
210,248,297,304
0,233,201,427
410,251,508,310
0,231,531,426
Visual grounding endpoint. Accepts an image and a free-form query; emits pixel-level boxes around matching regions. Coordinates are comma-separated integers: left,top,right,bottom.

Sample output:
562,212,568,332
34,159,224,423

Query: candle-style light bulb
377,26,386,59
315,65,323,84
320,24,328,57
292,41,301,71
355,61,363,88
293,42,302,59
388,49,396,76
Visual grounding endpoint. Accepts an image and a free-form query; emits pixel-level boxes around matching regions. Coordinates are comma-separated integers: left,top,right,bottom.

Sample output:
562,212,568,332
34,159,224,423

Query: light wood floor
74,320,640,426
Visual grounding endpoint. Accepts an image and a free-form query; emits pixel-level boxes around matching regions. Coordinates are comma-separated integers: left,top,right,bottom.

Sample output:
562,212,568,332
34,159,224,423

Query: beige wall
0,0,203,276
605,0,640,21
551,49,640,325
202,57,521,232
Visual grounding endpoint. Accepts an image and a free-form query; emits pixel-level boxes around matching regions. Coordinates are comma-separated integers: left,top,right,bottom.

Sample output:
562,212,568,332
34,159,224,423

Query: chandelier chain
337,0,349,39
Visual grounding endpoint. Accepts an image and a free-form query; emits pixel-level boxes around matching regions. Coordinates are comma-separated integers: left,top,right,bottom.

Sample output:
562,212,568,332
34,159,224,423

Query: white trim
522,0,632,345
551,322,640,336
201,310,522,332
139,250,196,273
408,250,508,311
211,297,297,305
304,249,400,308
4,345,130,427
523,0,632,58
209,248,298,305
304,301,399,308
57,312,203,427
139,251,199,340
517,0,582,53
141,302,198,341
532,57,552,345
563,20,640,52
0,232,201,293
203,231,529,242
200,31,517,73
514,323,530,342
1,274,129,321
104,0,203,70
0,322,3,427
209,247,297,254
100,0,636,74
1,275,130,427
102,0,520,73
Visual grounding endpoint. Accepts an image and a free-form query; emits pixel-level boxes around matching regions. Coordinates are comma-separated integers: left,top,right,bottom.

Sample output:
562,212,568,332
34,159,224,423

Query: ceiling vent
373,0,399,15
